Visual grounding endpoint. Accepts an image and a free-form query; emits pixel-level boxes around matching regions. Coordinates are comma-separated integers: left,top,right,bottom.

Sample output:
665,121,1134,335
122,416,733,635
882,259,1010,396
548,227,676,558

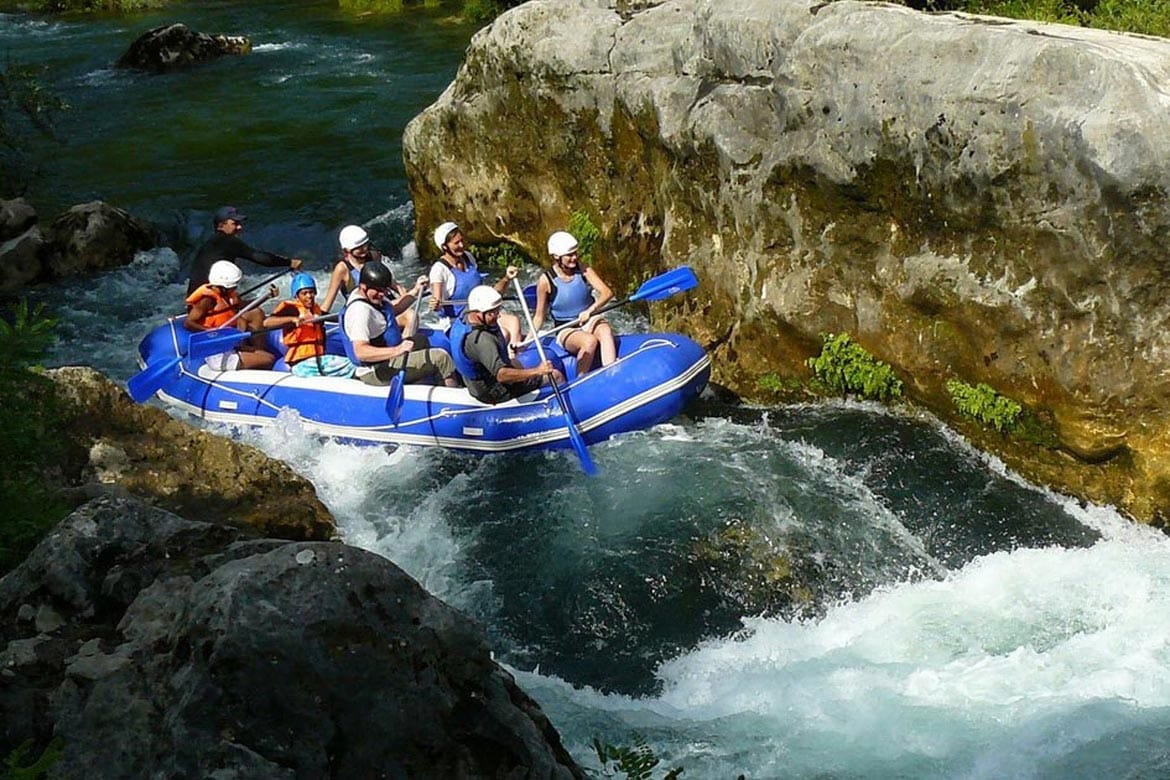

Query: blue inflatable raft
133,319,710,453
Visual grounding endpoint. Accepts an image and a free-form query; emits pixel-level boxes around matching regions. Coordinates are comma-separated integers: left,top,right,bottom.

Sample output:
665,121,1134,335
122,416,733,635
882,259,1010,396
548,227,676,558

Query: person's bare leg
565,331,598,374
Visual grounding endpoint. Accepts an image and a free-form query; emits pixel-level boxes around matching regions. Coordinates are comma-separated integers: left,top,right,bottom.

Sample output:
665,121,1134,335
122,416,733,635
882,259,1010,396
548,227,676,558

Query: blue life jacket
449,312,508,382
441,254,484,319
549,269,593,325
340,297,402,366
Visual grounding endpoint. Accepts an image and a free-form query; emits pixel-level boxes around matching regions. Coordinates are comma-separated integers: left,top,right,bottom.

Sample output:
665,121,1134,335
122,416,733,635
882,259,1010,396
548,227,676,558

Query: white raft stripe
159,352,711,452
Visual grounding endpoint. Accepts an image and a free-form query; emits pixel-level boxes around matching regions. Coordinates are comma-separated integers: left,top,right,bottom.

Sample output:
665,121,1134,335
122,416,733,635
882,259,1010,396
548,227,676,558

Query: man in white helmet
186,206,302,295
183,259,277,370
449,285,563,404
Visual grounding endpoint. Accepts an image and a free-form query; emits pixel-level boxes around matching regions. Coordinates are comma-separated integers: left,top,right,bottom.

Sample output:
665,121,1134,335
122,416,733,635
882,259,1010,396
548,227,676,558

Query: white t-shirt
427,250,479,296
343,288,387,379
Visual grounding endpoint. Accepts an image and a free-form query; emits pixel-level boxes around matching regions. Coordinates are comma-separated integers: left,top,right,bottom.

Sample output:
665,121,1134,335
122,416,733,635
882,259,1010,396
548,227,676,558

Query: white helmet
547,230,578,257
208,260,243,288
339,224,369,251
467,285,503,313
433,221,460,250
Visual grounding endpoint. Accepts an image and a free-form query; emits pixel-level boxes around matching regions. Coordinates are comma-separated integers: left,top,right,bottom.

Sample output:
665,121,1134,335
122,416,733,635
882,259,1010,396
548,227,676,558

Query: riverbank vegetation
4,0,1168,38
892,0,1170,37
0,301,72,576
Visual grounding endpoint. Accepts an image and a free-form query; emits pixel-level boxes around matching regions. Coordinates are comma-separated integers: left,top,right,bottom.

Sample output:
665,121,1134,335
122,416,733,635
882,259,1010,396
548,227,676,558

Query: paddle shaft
511,278,597,475
188,313,338,360
218,289,275,329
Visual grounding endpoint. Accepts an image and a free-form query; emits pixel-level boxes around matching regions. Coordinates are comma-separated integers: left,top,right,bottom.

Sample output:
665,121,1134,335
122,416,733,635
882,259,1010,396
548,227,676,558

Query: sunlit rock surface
47,367,336,541
404,0,1170,522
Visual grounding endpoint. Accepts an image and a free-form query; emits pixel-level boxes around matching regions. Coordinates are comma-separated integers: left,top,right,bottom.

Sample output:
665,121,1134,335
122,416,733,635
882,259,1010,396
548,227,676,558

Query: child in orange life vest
265,273,356,378
184,259,276,370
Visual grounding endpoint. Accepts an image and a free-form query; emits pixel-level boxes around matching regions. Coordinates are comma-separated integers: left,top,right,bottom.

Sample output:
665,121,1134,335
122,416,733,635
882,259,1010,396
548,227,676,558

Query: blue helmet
290,273,317,295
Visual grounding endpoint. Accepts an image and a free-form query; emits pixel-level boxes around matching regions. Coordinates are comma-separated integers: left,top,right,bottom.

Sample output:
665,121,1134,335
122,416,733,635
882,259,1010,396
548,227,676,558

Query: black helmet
359,260,394,291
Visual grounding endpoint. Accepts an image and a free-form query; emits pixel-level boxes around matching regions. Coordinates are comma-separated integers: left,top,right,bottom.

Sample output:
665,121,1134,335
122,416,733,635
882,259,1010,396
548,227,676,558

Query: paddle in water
512,277,598,475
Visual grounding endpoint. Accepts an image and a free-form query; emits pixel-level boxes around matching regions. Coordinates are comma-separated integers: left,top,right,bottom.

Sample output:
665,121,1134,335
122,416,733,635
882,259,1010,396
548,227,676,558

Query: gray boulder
40,201,156,279
0,225,44,294
0,198,37,242
116,23,252,73
403,0,1170,522
0,494,584,779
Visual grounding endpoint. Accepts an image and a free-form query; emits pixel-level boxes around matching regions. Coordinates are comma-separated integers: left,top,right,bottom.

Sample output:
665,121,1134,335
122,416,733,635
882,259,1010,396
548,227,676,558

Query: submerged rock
404,0,1170,522
0,494,585,778
116,23,252,73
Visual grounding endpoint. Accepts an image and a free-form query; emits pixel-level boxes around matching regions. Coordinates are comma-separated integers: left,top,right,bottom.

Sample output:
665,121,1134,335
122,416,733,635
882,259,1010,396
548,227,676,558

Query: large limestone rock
115,23,252,73
47,367,335,541
403,0,1170,522
0,494,584,778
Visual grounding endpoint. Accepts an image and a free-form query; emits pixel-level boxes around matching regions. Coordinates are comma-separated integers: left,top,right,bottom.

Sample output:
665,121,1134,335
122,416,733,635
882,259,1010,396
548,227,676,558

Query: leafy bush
592,735,682,780
757,371,803,396
0,0,166,13
946,378,1023,432
886,0,1170,36
0,300,71,576
806,333,904,402
3,738,62,780
470,241,531,270
567,210,601,265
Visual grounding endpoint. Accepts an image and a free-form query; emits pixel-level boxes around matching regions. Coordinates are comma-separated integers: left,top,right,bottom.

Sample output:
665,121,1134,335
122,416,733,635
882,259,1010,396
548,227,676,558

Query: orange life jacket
185,285,240,329
272,299,325,365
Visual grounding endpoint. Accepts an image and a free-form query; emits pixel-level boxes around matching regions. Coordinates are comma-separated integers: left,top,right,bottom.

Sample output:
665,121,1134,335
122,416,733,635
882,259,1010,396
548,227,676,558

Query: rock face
403,0,1170,522
41,201,156,279
116,23,252,73
0,199,156,293
0,494,585,779
48,367,335,541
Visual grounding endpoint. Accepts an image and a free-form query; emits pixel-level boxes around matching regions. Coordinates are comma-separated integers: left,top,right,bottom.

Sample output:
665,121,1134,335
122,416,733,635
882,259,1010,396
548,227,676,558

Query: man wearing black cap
186,206,303,295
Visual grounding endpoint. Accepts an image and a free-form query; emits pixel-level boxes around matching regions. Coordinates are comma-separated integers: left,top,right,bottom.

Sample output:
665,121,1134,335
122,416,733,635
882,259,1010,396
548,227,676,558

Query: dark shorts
472,376,543,404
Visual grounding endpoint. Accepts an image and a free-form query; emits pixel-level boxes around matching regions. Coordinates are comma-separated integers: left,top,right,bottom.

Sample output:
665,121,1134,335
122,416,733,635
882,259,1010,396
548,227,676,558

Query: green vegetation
592,735,682,780
470,241,531,270
806,333,904,402
3,739,62,780
0,300,71,576
567,210,601,265
0,0,166,12
757,371,803,398
946,378,1022,433
0,61,66,198
889,0,1170,37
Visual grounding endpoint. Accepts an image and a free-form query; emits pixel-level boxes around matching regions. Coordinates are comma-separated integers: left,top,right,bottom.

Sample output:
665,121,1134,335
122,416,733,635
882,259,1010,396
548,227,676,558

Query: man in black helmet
342,260,459,387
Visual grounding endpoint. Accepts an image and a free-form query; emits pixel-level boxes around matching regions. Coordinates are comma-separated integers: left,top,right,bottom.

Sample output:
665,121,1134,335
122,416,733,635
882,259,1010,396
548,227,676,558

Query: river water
6,3,1170,777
